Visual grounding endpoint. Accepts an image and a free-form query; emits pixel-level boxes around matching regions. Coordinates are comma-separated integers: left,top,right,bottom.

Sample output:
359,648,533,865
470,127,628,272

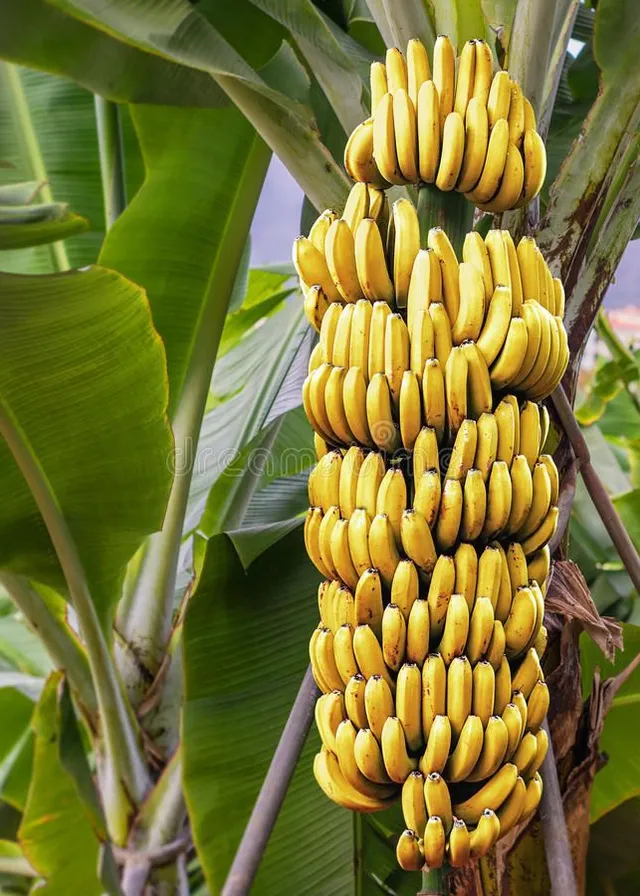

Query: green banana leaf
0,211,88,250
0,267,172,623
430,0,492,48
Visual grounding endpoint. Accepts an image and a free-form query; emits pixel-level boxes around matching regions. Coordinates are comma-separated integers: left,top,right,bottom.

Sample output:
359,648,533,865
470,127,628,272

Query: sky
250,157,639,311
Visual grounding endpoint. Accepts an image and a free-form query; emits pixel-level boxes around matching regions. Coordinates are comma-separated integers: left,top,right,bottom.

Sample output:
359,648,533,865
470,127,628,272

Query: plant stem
0,399,149,844
417,185,474,256
538,719,578,896
539,0,580,139
419,866,447,895
0,63,69,271
94,96,127,230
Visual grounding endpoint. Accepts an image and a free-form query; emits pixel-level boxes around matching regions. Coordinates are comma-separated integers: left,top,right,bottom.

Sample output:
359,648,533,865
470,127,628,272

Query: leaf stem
0,62,69,271
419,866,447,895
417,185,474,256
94,96,127,230
0,399,149,843
538,719,578,896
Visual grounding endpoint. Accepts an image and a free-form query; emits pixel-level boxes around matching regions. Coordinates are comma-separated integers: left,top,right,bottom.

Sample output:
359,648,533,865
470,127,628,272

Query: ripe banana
486,622,507,673
493,398,516,467
527,545,551,591
353,624,395,690
527,728,549,779
345,673,368,729
517,129,547,208
401,509,438,574
410,307,436,377
331,520,360,589
435,477,463,551
313,748,392,812
420,714,452,775
495,656,513,716
505,454,534,535
476,285,513,367
396,663,424,752
447,655,472,740
466,596,495,664
407,247,441,337
385,312,411,406
460,468,487,542
355,568,384,635
392,198,421,308
348,507,373,577
392,559,420,621
424,771,453,833
517,237,539,301
448,817,471,867
407,38,431,106
325,218,364,303
526,680,550,732
474,412,498,482
496,775,526,836
461,340,493,418
364,673,395,741
305,507,331,578
511,690,529,732
512,731,538,774
482,460,513,538
505,586,538,658
376,467,408,546
355,219,394,304
318,504,341,578
386,47,408,94
414,468,442,529
320,301,343,365
467,714,508,782
309,209,337,252
518,400,541,470
463,230,493,303
433,34,456,129
423,815,446,869
382,603,407,673
476,544,502,608
444,346,468,435
436,112,466,192
446,419,478,480
421,653,447,738
477,141,524,213
413,425,440,480
332,303,355,369
344,118,387,188
457,97,490,194
342,183,370,233
406,598,432,667
369,512,401,587
368,300,392,378
314,627,347,692
422,358,447,444
373,93,404,185
308,363,338,442
503,231,524,314
315,690,346,752
520,505,558,556
469,808,501,858
446,714,484,783
334,624,358,684
452,262,485,343
454,541,478,610
487,70,512,126
473,40,493,106
454,40,476,119
393,89,419,183
304,284,331,332
335,719,398,799
354,726,392,783
508,80,525,147
396,829,424,871
428,228,460,325
349,299,373,375
381,716,418,783
518,461,552,538
437,592,470,665
417,79,441,183
355,450,384,519
402,770,428,837
521,772,543,820
465,119,510,204
325,366,356,446
293,236,341,302
494,543,513,624
367,373,401,453
490,317,529,389
453,762,519,824
429,301,453,371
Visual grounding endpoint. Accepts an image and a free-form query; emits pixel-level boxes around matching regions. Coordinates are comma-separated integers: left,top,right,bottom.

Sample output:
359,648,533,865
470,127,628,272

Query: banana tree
0,1,638,894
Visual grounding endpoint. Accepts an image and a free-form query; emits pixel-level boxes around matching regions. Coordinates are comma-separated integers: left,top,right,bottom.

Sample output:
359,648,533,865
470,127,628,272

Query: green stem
0,63,69,271
0,399,149,844
539,0,580,139
94,96,127,230
0,572,98,721
417,185,475,256
419,866,447,895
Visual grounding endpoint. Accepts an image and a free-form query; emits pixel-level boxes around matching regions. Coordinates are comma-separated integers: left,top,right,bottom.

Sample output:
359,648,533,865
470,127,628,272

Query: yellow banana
521,772,543,819
381,716,418,783
463,230,493,304
407,38,431,105
485,228,512,294
527,545,551,591
494,397,517,466
334,623,359,684
462,339,493,418
467,596,495,665
354,725,392,783
313,748,392,812
526,680,550,732
410,307,436,377
428,228,460,325
386,47,408,94
518,461,552,538
422,358,447,445
414,468,442,529
437,592,470,666
448,818,471,867
474,411,498,482
454,40,476,118
496,775,526,835
436,111,466,192
511,690,529,732
339,446,366,518
393,89,419,183
467,714,508,782
366,373,401,454
407,248,440,337
376,467,408,547
304,284,331,332
402,770,428,837
336,722,398,799
477,141,524,213
305,507,331,578
494,542,513,623
417,79,441,183
508,79,525,146
396,829,424,871
512,731,538,775
421,654,447,739
325,218,363,303
319,300,343,364
516,307,553,395
399,371,422,451
505,454,534,535
433,34,456,129
446,418,478,480
348,299,373,376
293,235,342,302
331,520,360,590
314,449,342,512
476,543,502,608
435,478,463,552
373,92,404,185
553,277,565,319
420,714,452,776
331,303,355,369
368,512,401,587
536,248,551,311
517,237,540,301
469,808,501,858
512,300,543,388
384,312,410,406
495,657,513,716
472,40,493,106
518,400,541,469
527,727,549,779
355,449,384,519
534,624,548,658
413,425,440,480
382,603,407,673
486,621,507,673
453,542,478,611
452,262,486,344
315,626,347,691
344,118,387,188
505,586,538,658
391,559,420,621
325,366,356,445
367,299,392,378
401,509,438,575
447,655,472,741
353,624,395,690
465,118,510,204
458,99,489,195
460,467,487,542
342,183,369,234
429,301,453,371
487,70,512,126
427,554,456,637
406,598,432,667
444,346,468,436
308,363,338,442
334,585,356,630
315,690,346,752
424,771,453,833
392,198,421,308
476,284,513,367
318,504,341,578
490,317,529,389
364,673,395,741
345,673,368,729
397,662,424,752
355,568,384,635
317,579,338,630
516,129,547,207
482,459,513,538
355,219,395,304
521,505,558,556
445,714,484,782
309,209,337,252
423,816,446,869
453,762,519,824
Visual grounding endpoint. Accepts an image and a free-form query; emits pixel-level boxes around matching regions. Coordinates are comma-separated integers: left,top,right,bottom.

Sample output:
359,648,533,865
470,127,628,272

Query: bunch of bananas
343,36,546,212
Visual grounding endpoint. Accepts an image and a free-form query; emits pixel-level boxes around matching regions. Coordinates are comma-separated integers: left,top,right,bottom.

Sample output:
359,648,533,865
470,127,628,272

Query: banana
527,545,551,590
504,231,524,315
317,579,338,630
381,716,418,783
308,363,338,442
527,727,549,779
526,680,550,732
320,301,344,364
477,141,524,213
309,209,337,252
494,543,514,623
392,559,420,621
407,598,432,667
454,542,478,610
460,468,487,542
462,340,493,418
427,554,456,637
446,419,478,481
293,236,342,302
433,34,456,129
410,307,436,377
334,583,356,632
334,624,359,684
353,624,395,690
512,300,543,388
382,603,407,673
325,366,356,446
385,312,411,406
428,228,460,325
534,624,548,658
342,183,370,234
453,762,519,824
472,40,493,106
414,425,441,480
447,655,472,741
336,719,399,799
482,460,513,538
521,505,558,556
345,673,368,729
467,596,495,664
508,80,526,146
376,467,408,546
448,818,471,867
476,284,513,367
487,70,512,126
444,346,468,435
496,775,526,836
364,673,395,741
465,119,510,204
476,544,502,608
474,412,498,481
386,47,408,94
553,278,565,319
401,509,438,575
392,198,421,308
505,586,538,658
373,92,404,185
422,653,447,738
517,400,541,470
331,520,360,590
304,284,331,332
332,303,355,369
536,248,551,311
396,829,424,871
540,405,551,453
424,771,453,833
397,663,424,752
452,262,485,343
417,79,441,183
511,690,529,732
517,237,539,301
368,300,392,378
414,468,442,529
393,89,419,183
339,447,366,518
366,373,401,454
467,714,508,782
308,343,325,378
407,38,431,105
422,358,447,444
517,129,547,207
325,218,363,303
369,512,401,587
423,816,446,869
318,504,341,578
525,308,560,397
429,301,453,372
469,808,501,858
354,726,392,783
436,112,466,192
505,454,534,535
368,186,388,227
315,627,347,691
516,307,553,395
486,622,507,673
305,507,331,578
420,715,452,775
355,219,395,304
531,318,568,401
494,399,516,467
485,229,512,293
315,690,346,751
435,478,463,551
490,317,529,389
348,299,373,376
521,772,543,819
446,714,484,782
495,656,513,716
407,248,441,336
355,450,384,520
512,731,538,775
454,40,476,119
344,118,387,188
437,592,470,665
402,771,428,837
463,230,494,303
518,461,552,538
313,748,392,811
355,568,384,635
